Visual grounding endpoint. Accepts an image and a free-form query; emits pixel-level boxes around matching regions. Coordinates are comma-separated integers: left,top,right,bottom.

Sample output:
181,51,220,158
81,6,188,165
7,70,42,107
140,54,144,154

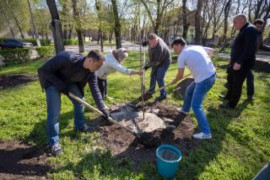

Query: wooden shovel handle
68,93,135,134
157,73,192,92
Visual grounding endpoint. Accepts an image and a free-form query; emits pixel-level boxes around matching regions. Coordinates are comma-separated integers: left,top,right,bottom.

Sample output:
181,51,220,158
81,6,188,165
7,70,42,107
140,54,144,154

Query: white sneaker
193,132,212,139
177,108,189,115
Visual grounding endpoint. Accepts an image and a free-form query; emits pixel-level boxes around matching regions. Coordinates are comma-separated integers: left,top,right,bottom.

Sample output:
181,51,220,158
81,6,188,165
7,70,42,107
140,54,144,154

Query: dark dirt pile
0,141,50,180
90,103,199,165
0,74,37,89
173,78,194,96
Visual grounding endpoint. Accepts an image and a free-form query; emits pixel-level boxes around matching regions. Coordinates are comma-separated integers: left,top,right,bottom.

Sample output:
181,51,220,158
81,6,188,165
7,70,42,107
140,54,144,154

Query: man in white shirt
96,48,142,99
171,37,216,139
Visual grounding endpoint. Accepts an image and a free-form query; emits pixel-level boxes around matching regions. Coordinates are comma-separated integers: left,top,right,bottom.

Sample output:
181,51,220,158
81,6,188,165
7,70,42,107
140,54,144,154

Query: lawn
0,52,269,179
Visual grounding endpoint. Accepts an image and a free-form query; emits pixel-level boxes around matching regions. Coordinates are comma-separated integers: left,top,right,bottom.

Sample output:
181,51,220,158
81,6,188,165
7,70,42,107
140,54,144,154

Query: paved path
216,52,270,63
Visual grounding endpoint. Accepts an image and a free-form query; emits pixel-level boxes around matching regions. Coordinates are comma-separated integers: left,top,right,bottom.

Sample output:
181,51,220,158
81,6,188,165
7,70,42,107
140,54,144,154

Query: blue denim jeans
45,84,85,146
182,73,216,134
148,64,170,98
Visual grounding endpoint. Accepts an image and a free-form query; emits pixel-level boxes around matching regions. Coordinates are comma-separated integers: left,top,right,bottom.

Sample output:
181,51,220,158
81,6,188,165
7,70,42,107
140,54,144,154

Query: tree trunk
95,0,104,52
222,0,232,42
68,26,73,39
27,0,41,46
4,0,24,39
182,0,188,39
111,0,122,49
195,0,204,44
71,0,84,53
0,4,15,38
62,3,68,39
46,0,65,53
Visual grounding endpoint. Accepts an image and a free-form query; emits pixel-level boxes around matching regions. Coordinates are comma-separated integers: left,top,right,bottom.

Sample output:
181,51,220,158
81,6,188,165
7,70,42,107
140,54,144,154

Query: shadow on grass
177,99,250,178
37,99,252,179
23,111,75,147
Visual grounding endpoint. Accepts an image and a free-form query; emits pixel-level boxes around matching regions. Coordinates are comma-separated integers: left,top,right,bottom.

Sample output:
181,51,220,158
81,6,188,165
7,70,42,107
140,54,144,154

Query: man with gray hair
143,33,172,101
96,48,142,99
220,14,257,109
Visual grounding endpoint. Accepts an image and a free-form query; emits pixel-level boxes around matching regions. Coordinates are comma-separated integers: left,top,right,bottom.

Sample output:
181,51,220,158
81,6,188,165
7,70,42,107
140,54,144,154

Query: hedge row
63,39,78,45
0,48,31,65
0,38,79,46
36,46,55,58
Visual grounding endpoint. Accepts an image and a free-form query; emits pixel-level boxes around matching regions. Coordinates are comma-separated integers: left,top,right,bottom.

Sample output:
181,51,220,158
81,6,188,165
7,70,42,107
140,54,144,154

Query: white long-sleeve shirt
96,51,132,80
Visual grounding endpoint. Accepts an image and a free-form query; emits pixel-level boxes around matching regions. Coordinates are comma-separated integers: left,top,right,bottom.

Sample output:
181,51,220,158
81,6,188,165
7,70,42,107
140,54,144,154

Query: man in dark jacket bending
220,14,257,109
38,50,109,156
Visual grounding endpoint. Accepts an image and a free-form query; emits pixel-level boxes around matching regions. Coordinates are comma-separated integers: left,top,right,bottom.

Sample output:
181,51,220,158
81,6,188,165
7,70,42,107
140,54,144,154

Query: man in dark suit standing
220,14,258,109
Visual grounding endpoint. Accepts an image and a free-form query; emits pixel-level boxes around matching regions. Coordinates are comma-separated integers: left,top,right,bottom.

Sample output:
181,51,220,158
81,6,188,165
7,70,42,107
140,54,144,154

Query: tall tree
140,0,174,34
111,0,122,49
0,1,15,38
4,0,25,39
46,0,65,53
71,0,84,53
222,0,232,42
194,0,204,44
182,0,189,39
95,0,104,52
27,0,41,46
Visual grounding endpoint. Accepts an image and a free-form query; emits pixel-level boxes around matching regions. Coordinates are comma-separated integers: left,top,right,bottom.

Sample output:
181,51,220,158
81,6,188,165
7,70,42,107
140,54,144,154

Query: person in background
220,14,257,108
171,37,216,139
96,48,142,99
245,19,270,101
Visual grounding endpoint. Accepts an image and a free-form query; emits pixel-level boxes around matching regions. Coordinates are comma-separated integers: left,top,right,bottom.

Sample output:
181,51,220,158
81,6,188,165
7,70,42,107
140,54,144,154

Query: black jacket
230,23,258,69
38,51,105,110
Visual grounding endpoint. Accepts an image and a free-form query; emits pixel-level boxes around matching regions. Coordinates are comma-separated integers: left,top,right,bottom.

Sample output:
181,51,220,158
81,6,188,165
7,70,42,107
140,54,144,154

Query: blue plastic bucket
156,144,182,179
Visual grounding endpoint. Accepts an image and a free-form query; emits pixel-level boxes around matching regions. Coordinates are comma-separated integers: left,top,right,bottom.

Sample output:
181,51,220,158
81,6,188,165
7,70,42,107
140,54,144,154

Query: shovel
137,73,192,105
69,93,161,147
68,93,136,135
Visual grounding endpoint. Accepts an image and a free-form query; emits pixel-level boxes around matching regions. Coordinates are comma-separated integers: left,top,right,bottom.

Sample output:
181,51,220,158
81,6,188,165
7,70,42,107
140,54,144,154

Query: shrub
0,48,31,65
63,39,78,45
24,38,51,46
36,46,55,58
0,38,9,43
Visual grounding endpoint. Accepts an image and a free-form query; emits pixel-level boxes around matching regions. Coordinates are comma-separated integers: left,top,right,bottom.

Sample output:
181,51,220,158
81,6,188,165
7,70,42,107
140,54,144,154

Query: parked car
0,39,33,49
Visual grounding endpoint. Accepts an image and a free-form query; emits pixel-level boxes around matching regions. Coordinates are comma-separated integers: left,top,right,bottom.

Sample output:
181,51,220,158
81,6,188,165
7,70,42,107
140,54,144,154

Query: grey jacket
147,37,172,67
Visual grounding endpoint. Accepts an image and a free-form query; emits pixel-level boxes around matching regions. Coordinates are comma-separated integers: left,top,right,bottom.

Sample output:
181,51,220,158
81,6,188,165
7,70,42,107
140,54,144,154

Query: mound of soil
91,103,199,165
174,78,194,96
0,141,50,180
0,74,37,89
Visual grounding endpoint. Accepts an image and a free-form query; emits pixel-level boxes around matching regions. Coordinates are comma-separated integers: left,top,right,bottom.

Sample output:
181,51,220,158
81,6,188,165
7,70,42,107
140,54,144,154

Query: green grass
0,53,269,179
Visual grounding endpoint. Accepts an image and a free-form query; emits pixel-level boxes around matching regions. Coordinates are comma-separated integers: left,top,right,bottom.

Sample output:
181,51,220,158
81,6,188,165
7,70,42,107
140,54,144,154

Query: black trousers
246,69,254,97
226,66,249,108
97,78,108,99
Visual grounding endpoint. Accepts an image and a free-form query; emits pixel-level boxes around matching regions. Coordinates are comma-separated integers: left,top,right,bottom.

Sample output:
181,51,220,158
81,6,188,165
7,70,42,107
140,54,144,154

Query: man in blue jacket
38,50,109,156
220,14,258,109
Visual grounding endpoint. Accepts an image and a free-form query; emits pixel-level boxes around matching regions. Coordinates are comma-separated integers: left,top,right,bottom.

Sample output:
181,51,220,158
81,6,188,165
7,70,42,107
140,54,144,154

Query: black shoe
76,124,95,132
155,96,167,102
219,94,229,100
219,104,234,109
247,96,255,101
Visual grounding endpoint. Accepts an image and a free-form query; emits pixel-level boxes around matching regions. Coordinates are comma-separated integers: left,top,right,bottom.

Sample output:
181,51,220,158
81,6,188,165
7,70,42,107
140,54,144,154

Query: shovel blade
138,92,153,101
